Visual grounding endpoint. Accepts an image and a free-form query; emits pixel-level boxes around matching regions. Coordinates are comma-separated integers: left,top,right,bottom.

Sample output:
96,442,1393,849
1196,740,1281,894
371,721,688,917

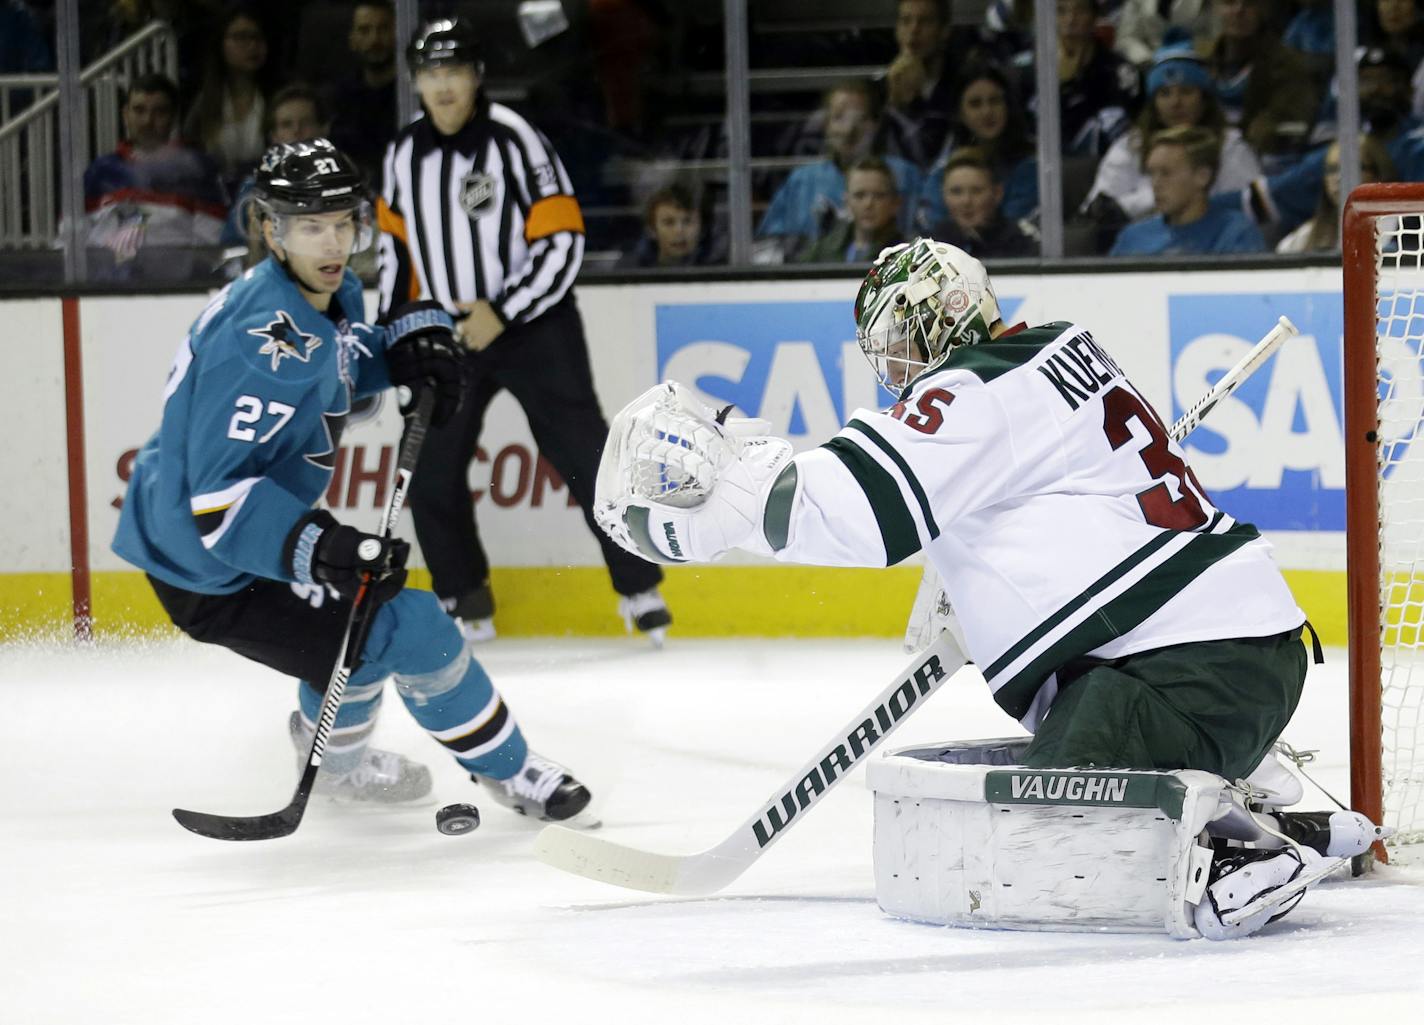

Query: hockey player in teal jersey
594,238,1385,936
113,139,590,821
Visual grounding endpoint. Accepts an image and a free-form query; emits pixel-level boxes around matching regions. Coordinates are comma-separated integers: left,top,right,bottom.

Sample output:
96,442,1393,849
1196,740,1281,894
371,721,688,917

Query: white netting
1374,210,1424,851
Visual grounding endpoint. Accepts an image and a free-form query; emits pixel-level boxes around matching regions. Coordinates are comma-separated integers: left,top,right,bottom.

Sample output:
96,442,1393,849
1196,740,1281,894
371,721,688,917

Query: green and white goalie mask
854,238,1001,391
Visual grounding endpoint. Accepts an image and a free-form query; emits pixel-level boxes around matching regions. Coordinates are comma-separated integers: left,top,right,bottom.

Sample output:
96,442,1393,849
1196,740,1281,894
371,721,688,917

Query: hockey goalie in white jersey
593,238,1386,938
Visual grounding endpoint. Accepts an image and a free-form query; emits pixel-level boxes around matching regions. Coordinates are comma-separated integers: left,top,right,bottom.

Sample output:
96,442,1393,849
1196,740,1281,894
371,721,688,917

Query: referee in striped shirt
377,18,669,644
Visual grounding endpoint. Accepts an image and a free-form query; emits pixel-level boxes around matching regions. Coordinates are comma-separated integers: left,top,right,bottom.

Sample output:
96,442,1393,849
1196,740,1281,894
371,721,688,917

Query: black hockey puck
436,803,481,836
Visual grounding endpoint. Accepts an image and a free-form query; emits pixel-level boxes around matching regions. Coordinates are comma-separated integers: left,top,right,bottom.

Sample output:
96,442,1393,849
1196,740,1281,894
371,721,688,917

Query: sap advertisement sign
656,301,882,445
1169,294,1344,532
655,290,1349,534
655,297,1025,447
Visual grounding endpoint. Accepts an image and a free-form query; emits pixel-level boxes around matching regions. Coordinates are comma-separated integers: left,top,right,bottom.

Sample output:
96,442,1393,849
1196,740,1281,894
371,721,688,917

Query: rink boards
0,264,1365,638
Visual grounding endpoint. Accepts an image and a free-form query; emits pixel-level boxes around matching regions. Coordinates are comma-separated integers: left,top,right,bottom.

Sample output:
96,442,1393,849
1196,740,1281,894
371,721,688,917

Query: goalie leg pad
868,747,1233,938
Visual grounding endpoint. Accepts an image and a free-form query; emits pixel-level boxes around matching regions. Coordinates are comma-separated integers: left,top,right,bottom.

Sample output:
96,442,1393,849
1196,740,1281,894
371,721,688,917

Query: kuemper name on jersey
750,652,950,849
1037,330,1125,412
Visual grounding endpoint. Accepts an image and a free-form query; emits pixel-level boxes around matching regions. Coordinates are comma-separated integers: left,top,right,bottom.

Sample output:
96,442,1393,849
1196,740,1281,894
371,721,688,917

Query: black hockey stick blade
172,804,302,841
172,764,317,840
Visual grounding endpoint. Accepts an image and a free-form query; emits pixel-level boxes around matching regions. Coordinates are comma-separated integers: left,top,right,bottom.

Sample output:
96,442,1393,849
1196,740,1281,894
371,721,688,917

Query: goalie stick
171,390,435,842
537,316,1299,895
534,630,969,894
1168,315,1298,440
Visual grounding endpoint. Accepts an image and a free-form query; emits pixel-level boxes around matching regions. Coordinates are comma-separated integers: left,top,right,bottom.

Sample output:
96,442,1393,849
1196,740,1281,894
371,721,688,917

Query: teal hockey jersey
113,257,392,593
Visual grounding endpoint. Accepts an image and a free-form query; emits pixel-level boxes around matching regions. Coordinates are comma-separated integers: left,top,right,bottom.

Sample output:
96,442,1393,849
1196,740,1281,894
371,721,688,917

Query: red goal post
1344,182,1424,861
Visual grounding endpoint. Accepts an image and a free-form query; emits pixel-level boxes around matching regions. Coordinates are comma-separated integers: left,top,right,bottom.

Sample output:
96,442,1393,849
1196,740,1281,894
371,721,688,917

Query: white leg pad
868,741,1234,938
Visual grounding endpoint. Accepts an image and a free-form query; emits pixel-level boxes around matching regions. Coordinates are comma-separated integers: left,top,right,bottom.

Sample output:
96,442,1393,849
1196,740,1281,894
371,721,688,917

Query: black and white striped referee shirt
375,94,585,324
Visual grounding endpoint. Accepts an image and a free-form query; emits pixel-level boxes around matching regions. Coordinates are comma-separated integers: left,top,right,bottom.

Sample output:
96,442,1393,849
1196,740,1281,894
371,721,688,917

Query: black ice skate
444,584,496,644
619,587,671,647
473,751,591,821
1272,809,1390,859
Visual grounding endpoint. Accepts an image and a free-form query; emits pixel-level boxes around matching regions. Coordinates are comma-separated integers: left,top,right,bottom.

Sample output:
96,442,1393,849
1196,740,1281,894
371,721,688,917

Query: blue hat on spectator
1146,33,1212,97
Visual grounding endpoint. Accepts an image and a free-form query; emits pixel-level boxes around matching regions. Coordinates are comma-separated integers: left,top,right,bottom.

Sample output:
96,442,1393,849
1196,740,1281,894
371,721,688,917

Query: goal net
1345,183,1424,861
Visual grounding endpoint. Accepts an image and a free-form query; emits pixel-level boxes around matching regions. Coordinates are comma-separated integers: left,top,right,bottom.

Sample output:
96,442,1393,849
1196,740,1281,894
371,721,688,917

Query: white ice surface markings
1,637,1420,1024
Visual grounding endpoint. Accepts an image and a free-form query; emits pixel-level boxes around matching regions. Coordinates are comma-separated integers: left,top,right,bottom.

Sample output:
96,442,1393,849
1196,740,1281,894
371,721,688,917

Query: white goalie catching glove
594,381,794,564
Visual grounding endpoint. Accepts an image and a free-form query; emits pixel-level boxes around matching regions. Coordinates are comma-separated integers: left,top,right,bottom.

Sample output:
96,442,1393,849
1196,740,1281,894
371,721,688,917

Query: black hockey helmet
252,138,367,215
251,138,373,254
406,18,484,74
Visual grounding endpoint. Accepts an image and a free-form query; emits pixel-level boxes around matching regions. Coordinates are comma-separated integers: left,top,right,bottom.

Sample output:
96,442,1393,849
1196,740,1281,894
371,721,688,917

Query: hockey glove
284,509,410,604
384,300,465,427
594,381,794,564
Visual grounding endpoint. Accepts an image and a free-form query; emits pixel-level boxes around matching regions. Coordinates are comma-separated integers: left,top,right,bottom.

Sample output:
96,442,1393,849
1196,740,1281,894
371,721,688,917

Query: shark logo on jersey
249,311,321,371
460,171,498,219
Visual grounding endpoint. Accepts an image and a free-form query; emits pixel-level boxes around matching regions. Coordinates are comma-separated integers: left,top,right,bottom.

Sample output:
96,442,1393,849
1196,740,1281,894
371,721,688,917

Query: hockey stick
904,315,1301,651
1167,315,1298,440
534,631,969,894
172,389,435,841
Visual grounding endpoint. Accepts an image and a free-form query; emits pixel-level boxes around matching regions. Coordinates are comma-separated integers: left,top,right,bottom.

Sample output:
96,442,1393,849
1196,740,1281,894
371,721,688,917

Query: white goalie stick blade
1219,855,1347,927
534,632,970,895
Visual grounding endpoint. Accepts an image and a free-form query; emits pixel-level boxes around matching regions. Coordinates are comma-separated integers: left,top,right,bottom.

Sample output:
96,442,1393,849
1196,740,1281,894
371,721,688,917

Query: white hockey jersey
766,321,1304,730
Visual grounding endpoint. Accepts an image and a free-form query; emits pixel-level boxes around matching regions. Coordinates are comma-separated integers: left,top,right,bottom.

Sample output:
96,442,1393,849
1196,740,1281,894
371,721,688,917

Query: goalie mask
854,238,1001,391
251,138,374,258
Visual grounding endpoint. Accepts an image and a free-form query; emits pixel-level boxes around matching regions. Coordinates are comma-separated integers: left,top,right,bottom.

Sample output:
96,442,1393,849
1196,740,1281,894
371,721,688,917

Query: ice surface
2,637,1420,1024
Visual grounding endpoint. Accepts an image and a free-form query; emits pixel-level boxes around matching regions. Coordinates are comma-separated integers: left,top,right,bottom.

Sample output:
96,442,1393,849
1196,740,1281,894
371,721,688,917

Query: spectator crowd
7,0,1424,278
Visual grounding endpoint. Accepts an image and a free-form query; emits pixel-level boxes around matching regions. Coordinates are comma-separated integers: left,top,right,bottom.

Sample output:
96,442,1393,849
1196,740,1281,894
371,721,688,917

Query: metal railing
0,0,1370,279
0,21,177,249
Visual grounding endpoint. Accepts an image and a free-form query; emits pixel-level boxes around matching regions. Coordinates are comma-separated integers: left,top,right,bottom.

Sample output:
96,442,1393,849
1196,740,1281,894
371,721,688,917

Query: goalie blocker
869,741,1350,940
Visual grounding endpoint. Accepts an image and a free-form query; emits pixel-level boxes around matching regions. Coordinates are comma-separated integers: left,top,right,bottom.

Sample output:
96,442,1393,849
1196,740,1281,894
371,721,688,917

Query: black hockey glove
284,510,410,604
384,300,465,427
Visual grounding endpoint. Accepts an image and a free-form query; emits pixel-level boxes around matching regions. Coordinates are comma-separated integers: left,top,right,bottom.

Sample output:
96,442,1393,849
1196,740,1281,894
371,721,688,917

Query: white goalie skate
287,711,433,804
1193,846,1347,941
474,750,592,822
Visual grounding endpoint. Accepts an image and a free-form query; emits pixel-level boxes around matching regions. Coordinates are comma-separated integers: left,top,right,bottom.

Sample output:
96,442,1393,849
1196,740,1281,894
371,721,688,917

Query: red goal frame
1343,183,1424,859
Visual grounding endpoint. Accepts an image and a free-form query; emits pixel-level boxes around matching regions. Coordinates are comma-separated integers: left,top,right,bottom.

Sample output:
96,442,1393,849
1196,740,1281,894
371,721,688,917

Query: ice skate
445,585,496,644
473,750,592,822
1271,809,1391,858
288,711,433,804
455,616,496,644
1193,847,1318,940
619,587,671,647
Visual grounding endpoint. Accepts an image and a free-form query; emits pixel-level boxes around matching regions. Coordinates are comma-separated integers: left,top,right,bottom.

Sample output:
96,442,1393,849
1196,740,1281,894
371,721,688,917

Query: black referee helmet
406,18,484,74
